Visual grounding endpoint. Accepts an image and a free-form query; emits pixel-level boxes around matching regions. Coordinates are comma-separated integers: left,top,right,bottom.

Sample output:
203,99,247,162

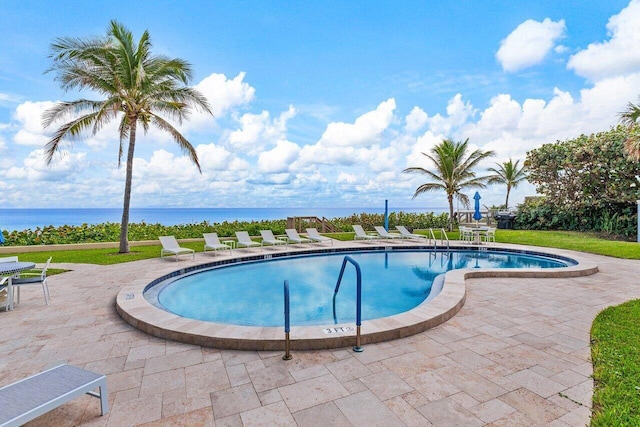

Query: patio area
1,242,638,426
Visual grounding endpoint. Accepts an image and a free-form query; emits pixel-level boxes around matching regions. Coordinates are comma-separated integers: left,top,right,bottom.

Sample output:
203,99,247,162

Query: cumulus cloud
6,148,87,181
257,140,300,173
226,106,296,155
12,101,56,146
567,0,640,81
405,107,428,133
496,18,566,72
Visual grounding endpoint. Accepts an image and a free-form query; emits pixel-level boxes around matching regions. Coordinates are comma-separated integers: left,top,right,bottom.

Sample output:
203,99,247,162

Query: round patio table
0,261,36,310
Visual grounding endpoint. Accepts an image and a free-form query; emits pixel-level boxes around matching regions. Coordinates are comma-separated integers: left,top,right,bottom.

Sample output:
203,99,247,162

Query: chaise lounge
374,226,405,241
159,236,195,261
260,230,287,248
203,233,233,256
235,231,262,251
352,225,378,242
306,228,333,245
285,229,312,244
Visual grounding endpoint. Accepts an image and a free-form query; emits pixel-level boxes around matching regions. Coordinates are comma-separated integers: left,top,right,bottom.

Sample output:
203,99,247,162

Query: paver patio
1,242,638,426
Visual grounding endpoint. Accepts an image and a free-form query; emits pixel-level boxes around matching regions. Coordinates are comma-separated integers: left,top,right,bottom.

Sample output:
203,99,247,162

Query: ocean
0,207,447,232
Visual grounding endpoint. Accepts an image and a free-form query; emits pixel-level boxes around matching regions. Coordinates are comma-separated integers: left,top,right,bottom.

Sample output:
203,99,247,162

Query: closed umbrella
0,230,4,245
473,192,482,222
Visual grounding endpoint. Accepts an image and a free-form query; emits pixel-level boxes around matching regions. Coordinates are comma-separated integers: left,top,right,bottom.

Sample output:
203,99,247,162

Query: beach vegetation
403,138,495,230
42,20,211,254
518,126,640,239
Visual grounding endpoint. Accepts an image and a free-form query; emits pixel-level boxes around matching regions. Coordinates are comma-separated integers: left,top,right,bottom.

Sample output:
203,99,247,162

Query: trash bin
495,212,516,229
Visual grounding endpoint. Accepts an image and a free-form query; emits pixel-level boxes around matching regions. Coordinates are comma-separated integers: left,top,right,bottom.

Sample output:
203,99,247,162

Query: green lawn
591,299,640,425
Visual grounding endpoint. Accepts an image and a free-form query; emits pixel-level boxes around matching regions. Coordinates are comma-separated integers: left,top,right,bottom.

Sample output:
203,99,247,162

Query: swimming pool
145,249,573,327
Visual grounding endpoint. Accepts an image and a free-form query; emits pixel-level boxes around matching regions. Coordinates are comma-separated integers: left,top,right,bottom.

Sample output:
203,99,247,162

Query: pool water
149,250,569,327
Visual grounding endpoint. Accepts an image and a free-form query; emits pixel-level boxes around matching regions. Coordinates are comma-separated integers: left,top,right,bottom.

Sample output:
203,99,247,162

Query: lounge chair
0,364,108,426
0,276,11,311
285,229,312,244
12,257,52,305
235,231,262,251
374,226,405,241
260,230,287,248
306,228,333,246
203,233,233,256
483,227,496,244
159,236,195,261
395,226,427,241
353,225,378,241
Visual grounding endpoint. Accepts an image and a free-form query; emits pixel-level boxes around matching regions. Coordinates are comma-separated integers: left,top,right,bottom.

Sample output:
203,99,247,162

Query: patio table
0,261,36,310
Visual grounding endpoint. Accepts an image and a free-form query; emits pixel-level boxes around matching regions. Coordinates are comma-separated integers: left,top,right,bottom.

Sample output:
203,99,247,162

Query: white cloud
257,139,300,173
496,18,566,72
568,0,640,81
337,172,357,184
12,101,56,146
405,107,428,133
6,148,87,181
226,106,296,155
188,72,256,130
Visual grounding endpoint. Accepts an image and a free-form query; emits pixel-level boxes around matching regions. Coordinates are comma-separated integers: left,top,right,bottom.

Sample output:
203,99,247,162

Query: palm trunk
448,194,454,231
119,121,137,253
504,185,511,210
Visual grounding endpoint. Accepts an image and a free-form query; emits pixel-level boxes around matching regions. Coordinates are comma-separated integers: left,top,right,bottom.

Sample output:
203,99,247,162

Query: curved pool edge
115,242,599,351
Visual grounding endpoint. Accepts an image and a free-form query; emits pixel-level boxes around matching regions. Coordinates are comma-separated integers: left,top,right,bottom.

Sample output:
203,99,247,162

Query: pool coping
115,242,599,351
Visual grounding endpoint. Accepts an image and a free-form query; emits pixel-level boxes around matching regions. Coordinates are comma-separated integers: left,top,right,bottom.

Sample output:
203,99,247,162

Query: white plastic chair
305,228,333,246
203,233,232,256
285,229,312,244
352,225,377,241
159,236,195,261
483,227,496,244
12,257,52,305
235,231,262,251
260,230,287,248
374,226,404,240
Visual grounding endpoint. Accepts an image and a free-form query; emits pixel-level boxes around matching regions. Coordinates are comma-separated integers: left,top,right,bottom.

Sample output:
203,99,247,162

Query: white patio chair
203,233,232,256
306,228,333,246
12,257,52,305
260,230,287,248
374,226,405,241
235,231,262,251
159,236,195,261
285,229,312,244
352,225,377,241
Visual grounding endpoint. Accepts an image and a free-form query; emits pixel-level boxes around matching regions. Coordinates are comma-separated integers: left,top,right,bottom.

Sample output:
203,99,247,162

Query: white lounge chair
260,230,287,248
159,236,195,261
395,226,427,241
12,257,52,305
235,231,262,251
285,229,312,244
0,364,108,426
353,225,378,242
306,228,333,246
0,276,11,311
203,233,232,256
374,226,405,240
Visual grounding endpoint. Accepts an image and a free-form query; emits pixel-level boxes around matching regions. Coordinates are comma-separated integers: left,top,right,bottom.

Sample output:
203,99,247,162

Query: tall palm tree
43,21,212,253
487,158,527,210
403,138,495,230
619,101,640,162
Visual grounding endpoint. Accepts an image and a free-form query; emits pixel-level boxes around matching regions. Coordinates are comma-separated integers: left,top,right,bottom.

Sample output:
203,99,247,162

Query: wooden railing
286,216,340,233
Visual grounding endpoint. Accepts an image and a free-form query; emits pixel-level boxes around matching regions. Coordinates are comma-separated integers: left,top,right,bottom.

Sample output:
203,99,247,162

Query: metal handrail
440,228,450,249
333,256,364,352
428,228,437,249
283,280,292,360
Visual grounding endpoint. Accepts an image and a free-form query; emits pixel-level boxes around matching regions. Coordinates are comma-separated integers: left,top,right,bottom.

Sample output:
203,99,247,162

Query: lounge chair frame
159,236,195,261
0,364,108,426
285,229,312,244
305,228,333,246
352,225,378,242
235,231,262,251
203,233,233,256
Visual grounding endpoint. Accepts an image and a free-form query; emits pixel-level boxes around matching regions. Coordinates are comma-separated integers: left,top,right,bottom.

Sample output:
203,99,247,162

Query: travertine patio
2,242,638,426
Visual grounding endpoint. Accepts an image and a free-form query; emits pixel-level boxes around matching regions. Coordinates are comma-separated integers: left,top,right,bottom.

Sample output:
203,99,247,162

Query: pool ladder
333,256,364,352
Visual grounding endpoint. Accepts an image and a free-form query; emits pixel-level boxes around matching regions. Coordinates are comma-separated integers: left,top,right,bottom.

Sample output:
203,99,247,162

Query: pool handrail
333,255,363,352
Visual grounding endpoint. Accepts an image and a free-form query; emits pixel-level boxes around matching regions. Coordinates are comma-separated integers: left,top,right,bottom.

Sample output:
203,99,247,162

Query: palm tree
43,21,212,253
487,158,527,210
619,101,640,162
403,138,495,230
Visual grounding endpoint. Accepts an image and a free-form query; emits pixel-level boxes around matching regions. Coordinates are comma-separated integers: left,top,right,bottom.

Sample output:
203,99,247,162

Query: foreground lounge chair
235,231,262,251
12,256,52,305
260,230,287,248
159,236,195,261
306,228,333,246
285,229,312,244
203,233,233,256
353,225,378,241
374,226,405,241
0,364,108,426
396,225,428,241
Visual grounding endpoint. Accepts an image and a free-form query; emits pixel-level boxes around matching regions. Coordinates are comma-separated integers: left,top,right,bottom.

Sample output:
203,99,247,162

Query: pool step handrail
428,228,437,249
283,280,292,360
333,256,364,352
440,228,450,249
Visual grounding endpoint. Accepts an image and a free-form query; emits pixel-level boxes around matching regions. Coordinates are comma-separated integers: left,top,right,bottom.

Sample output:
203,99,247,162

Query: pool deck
1,239,639,426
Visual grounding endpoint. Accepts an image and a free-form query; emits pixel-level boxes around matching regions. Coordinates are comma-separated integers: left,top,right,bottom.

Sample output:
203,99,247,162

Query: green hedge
0,211,449,246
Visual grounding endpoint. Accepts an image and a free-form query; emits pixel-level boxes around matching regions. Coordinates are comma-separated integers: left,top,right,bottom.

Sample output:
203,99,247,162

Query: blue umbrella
473,192,482,222
0,230,4,245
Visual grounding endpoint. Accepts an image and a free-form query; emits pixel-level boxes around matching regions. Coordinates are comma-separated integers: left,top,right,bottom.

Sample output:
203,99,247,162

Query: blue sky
1,0,638,211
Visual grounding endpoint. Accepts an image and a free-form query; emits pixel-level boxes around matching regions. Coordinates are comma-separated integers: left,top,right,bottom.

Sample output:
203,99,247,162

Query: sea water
0,207,447,232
